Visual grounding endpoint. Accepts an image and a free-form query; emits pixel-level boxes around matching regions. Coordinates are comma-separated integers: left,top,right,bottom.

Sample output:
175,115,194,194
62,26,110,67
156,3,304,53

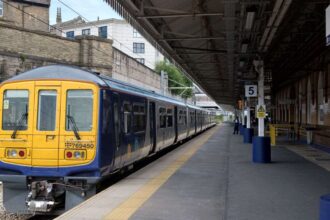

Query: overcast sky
49,0,122,24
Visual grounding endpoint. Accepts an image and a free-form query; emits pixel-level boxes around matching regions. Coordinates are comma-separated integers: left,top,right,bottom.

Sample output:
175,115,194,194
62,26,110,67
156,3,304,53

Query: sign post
252,59,271,163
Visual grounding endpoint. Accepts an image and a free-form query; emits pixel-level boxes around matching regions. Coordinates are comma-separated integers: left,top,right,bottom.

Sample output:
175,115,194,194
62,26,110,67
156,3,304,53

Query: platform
56,123,330,220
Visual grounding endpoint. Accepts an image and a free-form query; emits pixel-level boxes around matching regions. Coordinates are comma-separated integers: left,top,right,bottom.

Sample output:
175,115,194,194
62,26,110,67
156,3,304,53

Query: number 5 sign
245,85,257,97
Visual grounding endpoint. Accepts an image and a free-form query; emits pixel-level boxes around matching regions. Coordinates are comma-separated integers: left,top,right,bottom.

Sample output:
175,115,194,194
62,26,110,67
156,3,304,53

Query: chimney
56,7,62,24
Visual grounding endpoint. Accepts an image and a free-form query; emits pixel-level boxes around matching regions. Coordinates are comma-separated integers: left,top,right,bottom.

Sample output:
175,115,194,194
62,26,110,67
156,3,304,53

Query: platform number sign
245,85,257,97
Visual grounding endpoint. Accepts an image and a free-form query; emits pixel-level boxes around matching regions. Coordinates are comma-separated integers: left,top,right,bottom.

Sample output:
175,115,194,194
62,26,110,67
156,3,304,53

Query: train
0,65,216,214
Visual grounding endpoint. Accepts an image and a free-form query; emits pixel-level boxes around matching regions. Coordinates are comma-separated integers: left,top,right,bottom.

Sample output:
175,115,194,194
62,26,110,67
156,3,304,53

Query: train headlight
65,150,86,160
74,151,81,158
9,149,17,157
6,148,26,158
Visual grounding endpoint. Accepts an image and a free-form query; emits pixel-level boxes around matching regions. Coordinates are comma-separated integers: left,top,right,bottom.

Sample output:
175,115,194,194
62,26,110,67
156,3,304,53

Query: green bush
215,115,224,124
155,61,193,99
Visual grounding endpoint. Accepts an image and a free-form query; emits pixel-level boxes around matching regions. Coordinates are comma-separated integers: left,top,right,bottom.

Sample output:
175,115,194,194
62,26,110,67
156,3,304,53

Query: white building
54,14,164,69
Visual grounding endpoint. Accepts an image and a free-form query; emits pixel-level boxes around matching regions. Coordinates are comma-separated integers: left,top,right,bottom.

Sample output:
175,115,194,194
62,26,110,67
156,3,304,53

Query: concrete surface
54,123,330,219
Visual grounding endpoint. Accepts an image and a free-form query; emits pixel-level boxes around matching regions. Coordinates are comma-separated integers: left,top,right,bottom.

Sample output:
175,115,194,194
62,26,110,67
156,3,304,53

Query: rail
269,124,296,146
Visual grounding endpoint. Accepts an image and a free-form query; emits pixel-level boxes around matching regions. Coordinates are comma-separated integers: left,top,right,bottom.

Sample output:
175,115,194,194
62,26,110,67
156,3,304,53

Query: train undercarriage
1,176,98,215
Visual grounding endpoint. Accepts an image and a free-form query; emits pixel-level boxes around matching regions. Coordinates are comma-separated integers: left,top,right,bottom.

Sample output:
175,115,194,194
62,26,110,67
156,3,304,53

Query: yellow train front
0,65,216,214
0,65,103,213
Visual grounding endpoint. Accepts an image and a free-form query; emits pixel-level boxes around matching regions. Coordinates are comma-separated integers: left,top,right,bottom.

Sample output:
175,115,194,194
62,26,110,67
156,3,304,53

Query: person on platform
233,116,239,134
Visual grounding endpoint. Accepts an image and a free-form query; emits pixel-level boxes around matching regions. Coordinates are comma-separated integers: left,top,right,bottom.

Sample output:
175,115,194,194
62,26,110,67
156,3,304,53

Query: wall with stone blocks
0,23,164,93
112,49,164,93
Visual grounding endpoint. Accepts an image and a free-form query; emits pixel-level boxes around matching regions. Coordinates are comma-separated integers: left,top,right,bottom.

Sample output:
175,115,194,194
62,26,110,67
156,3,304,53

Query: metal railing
269,124,296,146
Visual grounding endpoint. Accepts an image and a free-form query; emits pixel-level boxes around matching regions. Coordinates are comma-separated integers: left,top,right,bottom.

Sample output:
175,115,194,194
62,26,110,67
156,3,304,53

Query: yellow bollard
270,124,276,146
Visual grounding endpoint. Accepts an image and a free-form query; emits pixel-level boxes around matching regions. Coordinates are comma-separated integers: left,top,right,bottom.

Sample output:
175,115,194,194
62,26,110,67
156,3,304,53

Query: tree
155,61,193,99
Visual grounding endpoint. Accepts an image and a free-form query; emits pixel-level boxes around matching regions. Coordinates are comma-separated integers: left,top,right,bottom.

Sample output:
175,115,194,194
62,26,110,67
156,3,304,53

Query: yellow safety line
103,126,219,220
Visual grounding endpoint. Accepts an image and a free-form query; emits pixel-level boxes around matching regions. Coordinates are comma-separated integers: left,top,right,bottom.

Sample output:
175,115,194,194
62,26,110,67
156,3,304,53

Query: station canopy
105,0,329,108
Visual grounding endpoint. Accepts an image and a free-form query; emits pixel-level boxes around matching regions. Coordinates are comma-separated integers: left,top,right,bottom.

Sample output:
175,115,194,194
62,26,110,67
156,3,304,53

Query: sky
49,0,122,25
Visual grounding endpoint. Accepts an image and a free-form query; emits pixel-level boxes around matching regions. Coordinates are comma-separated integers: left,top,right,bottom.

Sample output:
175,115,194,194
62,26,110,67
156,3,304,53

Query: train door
32,85,61,169
194,110,198,134
113,93,122,168
159,106,166,150
174,106,178,143
149,101,156,154
122,100,134,164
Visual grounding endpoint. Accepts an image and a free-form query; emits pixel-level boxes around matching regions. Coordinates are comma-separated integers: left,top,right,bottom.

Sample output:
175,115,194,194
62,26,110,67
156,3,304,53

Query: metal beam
143,6,188,14
159,36,225,41
137,12,224,19
183,62,223,64
177,51,227,55
173,46,227,53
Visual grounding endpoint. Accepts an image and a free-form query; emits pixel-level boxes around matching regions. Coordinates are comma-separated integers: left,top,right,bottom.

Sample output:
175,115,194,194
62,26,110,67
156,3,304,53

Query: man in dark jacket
233,116,239,134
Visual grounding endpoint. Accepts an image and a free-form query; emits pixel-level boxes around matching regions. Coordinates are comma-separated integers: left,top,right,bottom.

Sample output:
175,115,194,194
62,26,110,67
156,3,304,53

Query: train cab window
2,90,28,130
124,103,132,134
167,108,173,127
37,90,57,131
159,107,166,128
133,104,145,132
66,90,93,131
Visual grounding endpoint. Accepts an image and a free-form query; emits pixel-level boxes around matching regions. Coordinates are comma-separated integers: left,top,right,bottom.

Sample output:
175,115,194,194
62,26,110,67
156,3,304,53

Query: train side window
178,110,182,125
183,110,187,125
2,90,29,130
159,107,166,128
123,103,132,134
37,90,57,131
167,108,173,127
133,103,145,132
178,110,186,125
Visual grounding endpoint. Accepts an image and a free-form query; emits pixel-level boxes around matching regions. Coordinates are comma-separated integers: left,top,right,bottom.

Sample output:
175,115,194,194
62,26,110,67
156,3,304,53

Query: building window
136,58,145,64
98,26,107,38
66,31,75,39
82,28,90,36
133,43,145,54
133,29,141,38
0,0,3,17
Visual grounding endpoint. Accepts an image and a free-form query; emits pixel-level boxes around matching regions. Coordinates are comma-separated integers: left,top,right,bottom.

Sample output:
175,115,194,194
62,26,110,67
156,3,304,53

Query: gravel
0,182,32,220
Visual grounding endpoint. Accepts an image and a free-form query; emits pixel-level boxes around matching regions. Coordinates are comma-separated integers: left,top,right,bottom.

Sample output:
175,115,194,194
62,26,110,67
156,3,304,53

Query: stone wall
0,22,113,78
2,1,50,32
112,49,164,93
0,23,164,93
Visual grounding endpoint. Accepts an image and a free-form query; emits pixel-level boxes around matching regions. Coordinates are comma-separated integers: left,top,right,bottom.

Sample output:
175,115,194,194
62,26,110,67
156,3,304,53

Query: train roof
5,65,208,111
6,65,107,86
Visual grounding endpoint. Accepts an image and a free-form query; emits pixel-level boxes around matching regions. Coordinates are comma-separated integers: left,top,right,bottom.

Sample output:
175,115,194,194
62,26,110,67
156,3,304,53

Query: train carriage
0,65,215,214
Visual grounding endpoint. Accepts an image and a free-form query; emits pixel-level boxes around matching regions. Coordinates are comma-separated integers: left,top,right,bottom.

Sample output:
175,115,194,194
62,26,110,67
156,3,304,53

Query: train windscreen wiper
66,115,81,140
11,112,28,139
